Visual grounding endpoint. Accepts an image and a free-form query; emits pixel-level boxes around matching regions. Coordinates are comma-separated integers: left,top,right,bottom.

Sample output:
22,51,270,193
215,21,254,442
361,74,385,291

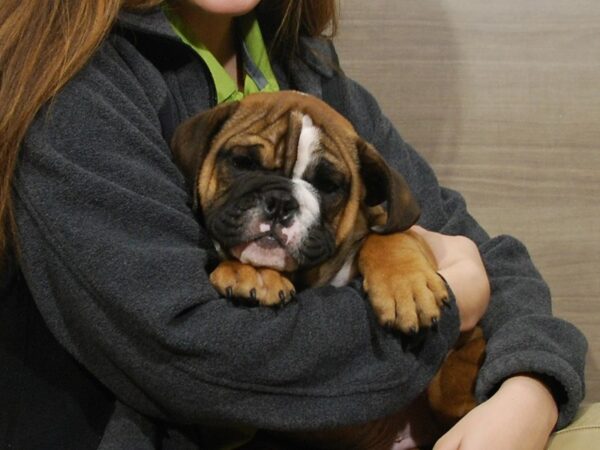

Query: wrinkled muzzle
205,172,336,272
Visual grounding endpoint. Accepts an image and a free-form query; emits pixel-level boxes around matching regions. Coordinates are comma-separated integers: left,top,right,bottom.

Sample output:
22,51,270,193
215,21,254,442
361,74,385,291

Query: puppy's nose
263,190,299,224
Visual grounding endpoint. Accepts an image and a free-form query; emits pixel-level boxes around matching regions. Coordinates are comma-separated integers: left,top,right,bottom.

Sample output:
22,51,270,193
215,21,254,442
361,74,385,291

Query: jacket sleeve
339,77,587,429
12,42,461,431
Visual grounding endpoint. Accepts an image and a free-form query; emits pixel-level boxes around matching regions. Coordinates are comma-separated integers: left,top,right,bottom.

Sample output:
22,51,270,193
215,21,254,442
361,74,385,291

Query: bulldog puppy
171,91,449,333
171,91,486,449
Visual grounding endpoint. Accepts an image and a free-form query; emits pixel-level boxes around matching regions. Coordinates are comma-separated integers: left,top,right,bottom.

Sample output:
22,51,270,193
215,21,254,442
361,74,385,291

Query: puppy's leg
210,260,296,306
427,327,486,428
358,230,448,333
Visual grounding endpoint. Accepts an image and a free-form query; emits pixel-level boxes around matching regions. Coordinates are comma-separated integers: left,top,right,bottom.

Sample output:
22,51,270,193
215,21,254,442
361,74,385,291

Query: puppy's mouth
230,231,299,272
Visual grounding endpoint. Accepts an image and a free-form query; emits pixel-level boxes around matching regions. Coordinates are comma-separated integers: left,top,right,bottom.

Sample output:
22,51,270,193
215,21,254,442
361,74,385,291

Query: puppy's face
172,92,419,280
203,113,347,272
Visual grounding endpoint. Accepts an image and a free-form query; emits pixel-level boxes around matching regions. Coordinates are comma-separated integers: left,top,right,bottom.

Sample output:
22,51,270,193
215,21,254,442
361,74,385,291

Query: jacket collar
117,7,179,42
116,6,336,79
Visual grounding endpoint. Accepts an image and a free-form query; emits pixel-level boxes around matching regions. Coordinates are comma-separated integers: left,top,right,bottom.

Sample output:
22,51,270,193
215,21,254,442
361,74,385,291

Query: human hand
433,375,559,450
411,226,490,331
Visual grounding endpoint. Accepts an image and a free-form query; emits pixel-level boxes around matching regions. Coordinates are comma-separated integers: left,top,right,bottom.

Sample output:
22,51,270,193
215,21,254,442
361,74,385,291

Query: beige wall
335,0,600,402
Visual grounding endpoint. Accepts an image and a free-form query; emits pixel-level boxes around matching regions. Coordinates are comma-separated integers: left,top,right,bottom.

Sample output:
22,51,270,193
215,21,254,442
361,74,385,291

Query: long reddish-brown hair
0,0,338,261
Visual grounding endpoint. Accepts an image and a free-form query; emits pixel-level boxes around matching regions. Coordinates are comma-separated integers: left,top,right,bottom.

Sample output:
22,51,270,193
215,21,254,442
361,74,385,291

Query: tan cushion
547,403,600,449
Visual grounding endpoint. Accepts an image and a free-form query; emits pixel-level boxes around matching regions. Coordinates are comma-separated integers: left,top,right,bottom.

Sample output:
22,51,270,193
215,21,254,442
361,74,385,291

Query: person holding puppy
0,1,587,449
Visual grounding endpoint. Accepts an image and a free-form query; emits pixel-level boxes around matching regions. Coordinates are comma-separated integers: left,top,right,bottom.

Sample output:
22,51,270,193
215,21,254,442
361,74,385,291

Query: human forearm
412,226,490,332
434,375,558,450
339,74,586,428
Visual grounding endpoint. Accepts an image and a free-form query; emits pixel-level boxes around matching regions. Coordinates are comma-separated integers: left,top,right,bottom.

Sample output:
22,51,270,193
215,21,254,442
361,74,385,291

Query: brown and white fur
171,91,485,449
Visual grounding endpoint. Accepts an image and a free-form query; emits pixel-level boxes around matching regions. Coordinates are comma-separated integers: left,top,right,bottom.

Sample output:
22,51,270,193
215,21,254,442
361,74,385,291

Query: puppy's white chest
329,255,358,287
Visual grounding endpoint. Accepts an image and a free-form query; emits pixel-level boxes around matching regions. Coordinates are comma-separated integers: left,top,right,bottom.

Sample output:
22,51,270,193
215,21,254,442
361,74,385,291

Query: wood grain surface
334,0,600,402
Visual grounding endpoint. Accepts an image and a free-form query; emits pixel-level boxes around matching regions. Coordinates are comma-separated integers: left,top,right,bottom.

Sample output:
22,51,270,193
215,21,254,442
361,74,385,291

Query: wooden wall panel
335,0,600,402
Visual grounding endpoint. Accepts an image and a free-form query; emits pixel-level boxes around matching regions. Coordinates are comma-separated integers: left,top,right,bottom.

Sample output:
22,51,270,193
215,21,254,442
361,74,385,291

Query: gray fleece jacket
3,5,586,449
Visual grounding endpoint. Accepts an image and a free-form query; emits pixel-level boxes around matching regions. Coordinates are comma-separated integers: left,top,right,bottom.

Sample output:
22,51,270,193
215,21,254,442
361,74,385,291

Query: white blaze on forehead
293,114,320,179
282,115,322,250
281,180,320,246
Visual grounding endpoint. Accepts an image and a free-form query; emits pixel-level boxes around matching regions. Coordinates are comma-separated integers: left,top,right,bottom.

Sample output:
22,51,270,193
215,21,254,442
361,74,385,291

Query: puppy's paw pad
210,261,295,307
364,271,443,333
255,268,295,306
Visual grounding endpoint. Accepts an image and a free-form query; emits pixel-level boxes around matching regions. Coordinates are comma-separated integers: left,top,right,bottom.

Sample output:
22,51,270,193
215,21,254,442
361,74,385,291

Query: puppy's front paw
363,266,448,334
359,233,448,334
210,260,295,306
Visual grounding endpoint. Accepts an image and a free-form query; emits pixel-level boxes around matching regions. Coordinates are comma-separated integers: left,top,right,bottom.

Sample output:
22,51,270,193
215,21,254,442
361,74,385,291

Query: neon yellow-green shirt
164,8,279,104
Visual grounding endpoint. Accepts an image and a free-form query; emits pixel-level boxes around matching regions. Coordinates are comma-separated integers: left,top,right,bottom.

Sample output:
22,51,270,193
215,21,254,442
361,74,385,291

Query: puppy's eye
313,177,341,194
311,162,346,194
231,153,261,171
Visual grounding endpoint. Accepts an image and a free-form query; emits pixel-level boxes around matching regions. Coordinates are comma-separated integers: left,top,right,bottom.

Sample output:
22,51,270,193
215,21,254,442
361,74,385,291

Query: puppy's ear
171,101,240,209
357,138,421,233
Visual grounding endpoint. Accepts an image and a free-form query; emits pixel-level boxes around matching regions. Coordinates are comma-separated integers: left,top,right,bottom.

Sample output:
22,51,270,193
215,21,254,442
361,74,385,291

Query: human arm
410,230,558,449
325,72,587,429
433,375,558,450
411,225,490,332
12,38,462,430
